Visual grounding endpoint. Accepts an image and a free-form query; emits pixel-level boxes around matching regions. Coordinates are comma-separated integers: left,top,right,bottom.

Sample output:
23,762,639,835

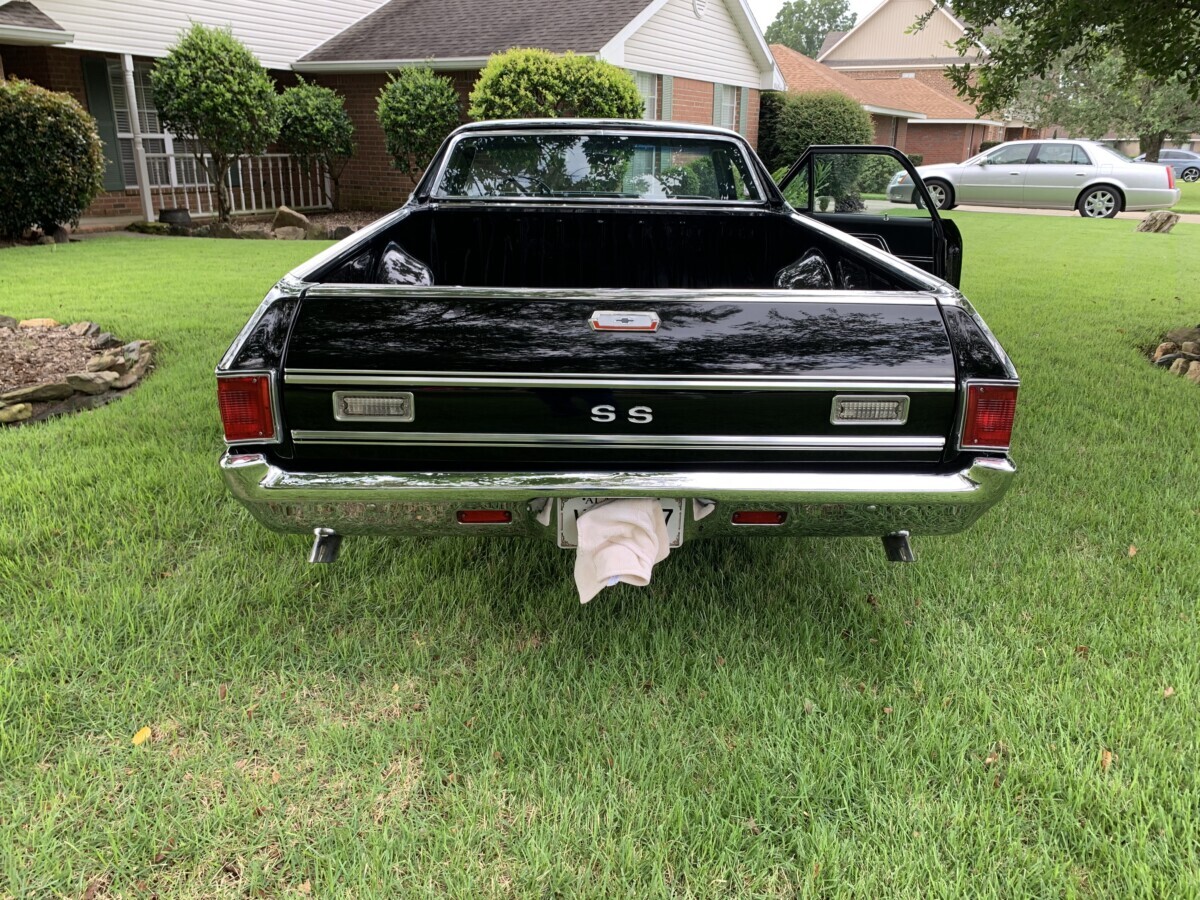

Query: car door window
986,145,1033,165
1033,144,1090,165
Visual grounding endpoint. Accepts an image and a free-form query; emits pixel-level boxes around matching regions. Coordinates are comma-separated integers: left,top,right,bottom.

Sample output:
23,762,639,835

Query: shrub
151,24,280,222
978,141,1000,152
0,79,104,239
906,153,924,166
757,90,873,172
469,49,644,120
377,67,461,178
858,155,903,194
278,78,355,208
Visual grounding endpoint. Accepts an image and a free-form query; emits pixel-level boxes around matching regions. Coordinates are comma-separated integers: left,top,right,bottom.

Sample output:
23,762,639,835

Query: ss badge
591,405,653,424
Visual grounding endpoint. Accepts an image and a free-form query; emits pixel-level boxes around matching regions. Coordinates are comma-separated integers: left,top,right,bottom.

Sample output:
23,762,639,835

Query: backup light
831,395,909,425
961,383,1018,449
217,375,275,443
333,391,415,422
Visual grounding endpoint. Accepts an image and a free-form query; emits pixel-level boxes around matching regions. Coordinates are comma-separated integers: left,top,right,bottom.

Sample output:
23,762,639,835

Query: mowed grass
1,220,1199,898
1171,179,1200,214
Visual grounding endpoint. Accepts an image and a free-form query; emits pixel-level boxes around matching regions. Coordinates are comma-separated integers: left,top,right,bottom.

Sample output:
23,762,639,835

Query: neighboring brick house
294,0,784,210
813,0,1042,163
0,0,782,219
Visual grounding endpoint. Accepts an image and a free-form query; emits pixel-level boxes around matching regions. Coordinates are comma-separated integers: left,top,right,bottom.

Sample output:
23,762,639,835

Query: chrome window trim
331,390,415,423
218,369,282,447
956,378,1019,452
830,394,910,426
290,430,945,451
428,127,768,204
285,372,955,393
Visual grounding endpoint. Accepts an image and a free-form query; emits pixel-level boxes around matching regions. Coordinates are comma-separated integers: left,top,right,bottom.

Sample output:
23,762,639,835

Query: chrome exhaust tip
309,527,342,564
882,530,915,563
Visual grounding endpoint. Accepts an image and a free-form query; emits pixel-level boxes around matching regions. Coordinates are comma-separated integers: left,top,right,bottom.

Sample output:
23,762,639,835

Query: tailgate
281,286,958,466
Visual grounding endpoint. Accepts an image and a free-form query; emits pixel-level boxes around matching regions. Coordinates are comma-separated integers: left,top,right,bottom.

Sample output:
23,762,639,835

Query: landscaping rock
158,208,192,228
272,205,311,230
1188,362,1200,385
208,222,240,240
1183,341,1200,356
113,353,153,389
68,321,100,337
0,403,32,424
51,225,71,244
66,370,119,394
1153,352,1200,367
1,381,74,402
126,221,171,235
0,315,17,329
1136,210,1180,234
1169,358,1191,375
86,353,128,374
19,318,59,328
90,332,121,350
332,225,354,240
191,225,211,238
167,224,193,237
239,226,271,239
37,235,56,245
1152,341,1179,361
275,226,306,240
1164,326,1200,345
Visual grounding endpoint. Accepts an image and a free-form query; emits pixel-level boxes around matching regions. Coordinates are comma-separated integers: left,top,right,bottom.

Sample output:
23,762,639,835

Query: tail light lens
1166,165,1176,189
217,375,275,442
456,509,513,524
731,510,788,526
961,383,1017,450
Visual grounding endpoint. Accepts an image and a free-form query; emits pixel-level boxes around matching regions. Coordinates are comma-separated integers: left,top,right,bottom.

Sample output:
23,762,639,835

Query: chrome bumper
220,453,1015,540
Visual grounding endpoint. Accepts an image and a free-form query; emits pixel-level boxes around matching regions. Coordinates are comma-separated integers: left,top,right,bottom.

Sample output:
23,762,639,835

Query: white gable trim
0,24,72,45
817,0,971,63
600,0,784,90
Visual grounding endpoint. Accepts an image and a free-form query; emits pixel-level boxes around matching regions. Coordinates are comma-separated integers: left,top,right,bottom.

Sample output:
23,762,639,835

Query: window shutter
81,57,124,191
739,87,749,136
661,75,673,120
712,84,723,127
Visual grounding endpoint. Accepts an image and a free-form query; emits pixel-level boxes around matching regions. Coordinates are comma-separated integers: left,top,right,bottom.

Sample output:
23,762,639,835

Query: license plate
556,498,684,549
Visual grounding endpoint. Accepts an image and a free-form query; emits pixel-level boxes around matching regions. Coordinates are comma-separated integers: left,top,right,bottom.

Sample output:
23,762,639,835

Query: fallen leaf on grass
271,770,281,784
1100,748,1114,773
218,683,228,701
1127,545,1138,558
82,876,109,900
245,704,258,721
882,707,893,715
1163,686,1176,699
1075,645,1090,659
131,727,152,747
298,882,312,894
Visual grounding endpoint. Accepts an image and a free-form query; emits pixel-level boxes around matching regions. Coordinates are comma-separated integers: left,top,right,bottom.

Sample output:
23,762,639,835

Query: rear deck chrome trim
284,372,956,392
289,430,946,451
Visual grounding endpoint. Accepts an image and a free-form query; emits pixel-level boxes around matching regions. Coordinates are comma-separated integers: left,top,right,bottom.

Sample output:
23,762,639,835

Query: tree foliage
0,79,104,238
278,78,355,208
924,0,1200,113
468,49,644,120
377,67,461,179
1013,52,1200,161
150,24,279,222
757,90,873,172
764,0,857,57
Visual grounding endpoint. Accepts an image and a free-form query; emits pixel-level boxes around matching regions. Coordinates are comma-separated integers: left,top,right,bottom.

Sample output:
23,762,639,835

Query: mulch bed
0,323,95,393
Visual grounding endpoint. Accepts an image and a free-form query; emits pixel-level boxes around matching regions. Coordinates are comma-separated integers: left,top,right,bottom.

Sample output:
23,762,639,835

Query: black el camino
216,119,1018,564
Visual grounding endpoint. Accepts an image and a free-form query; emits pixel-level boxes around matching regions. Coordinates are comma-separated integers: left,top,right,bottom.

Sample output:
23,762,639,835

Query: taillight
456,509,512,524
1166,165,1175,189
731,510,787,526
217,375,275,442
961,383,1017,450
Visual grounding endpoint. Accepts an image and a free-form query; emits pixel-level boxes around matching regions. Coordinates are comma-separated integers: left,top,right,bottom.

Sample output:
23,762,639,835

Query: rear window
433,132,764,202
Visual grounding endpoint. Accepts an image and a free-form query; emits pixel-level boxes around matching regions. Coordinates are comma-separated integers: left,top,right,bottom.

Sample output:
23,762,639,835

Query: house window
633,71,662,120
714,84,740,130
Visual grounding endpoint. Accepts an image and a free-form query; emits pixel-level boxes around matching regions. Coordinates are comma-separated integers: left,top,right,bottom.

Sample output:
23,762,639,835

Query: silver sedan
1135,148,1200,183
888,140,1181,218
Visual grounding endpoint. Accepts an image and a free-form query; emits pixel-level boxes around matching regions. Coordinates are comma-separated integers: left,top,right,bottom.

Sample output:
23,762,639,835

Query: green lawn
2,221,1199,897
1171,180,1200,214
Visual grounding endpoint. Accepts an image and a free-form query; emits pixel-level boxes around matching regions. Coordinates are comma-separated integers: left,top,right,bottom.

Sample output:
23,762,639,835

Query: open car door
776,145,963,287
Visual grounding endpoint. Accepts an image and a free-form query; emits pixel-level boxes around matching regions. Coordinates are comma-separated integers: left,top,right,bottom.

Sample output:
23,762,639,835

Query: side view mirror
978,159,989,166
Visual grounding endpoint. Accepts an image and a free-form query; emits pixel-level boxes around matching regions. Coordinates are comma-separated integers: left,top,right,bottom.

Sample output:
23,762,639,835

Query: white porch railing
142,151,332,218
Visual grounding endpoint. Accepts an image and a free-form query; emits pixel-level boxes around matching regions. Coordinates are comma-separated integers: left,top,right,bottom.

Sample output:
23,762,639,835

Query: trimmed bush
757,90,873,172
0,79,104,239
151,24,280,223
278,78,355,209
906,153,924,166
469,49,644,120
377,67,461,178
858,155,903,194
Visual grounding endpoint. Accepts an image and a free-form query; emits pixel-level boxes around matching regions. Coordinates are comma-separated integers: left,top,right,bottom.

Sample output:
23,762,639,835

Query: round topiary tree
757,90,873,172
278,77,355,209
468,49,644,120
377,67,461,179
0,79,104,239
150,24,280,222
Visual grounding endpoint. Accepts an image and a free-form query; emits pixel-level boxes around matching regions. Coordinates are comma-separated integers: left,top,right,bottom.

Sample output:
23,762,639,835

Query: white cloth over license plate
557,498,683,549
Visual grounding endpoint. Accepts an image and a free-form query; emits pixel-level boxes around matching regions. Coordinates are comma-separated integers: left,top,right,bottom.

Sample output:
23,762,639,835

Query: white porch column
121,54,155,222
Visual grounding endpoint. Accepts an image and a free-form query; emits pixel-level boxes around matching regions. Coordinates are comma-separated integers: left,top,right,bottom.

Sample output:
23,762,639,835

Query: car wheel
1182,167,1200,183
1077,186,1121,219
924,180,954,210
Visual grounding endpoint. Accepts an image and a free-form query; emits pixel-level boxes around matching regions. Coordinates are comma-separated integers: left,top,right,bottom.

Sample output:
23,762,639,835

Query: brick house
812,0,1042,163
0,0,782,219
293,0,784,210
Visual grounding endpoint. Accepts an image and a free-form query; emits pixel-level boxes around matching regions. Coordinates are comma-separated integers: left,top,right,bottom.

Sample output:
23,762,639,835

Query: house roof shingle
854,76,979,119
0,0,64,31
817,31,846,58
771,44,925,117
300,0,655,63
